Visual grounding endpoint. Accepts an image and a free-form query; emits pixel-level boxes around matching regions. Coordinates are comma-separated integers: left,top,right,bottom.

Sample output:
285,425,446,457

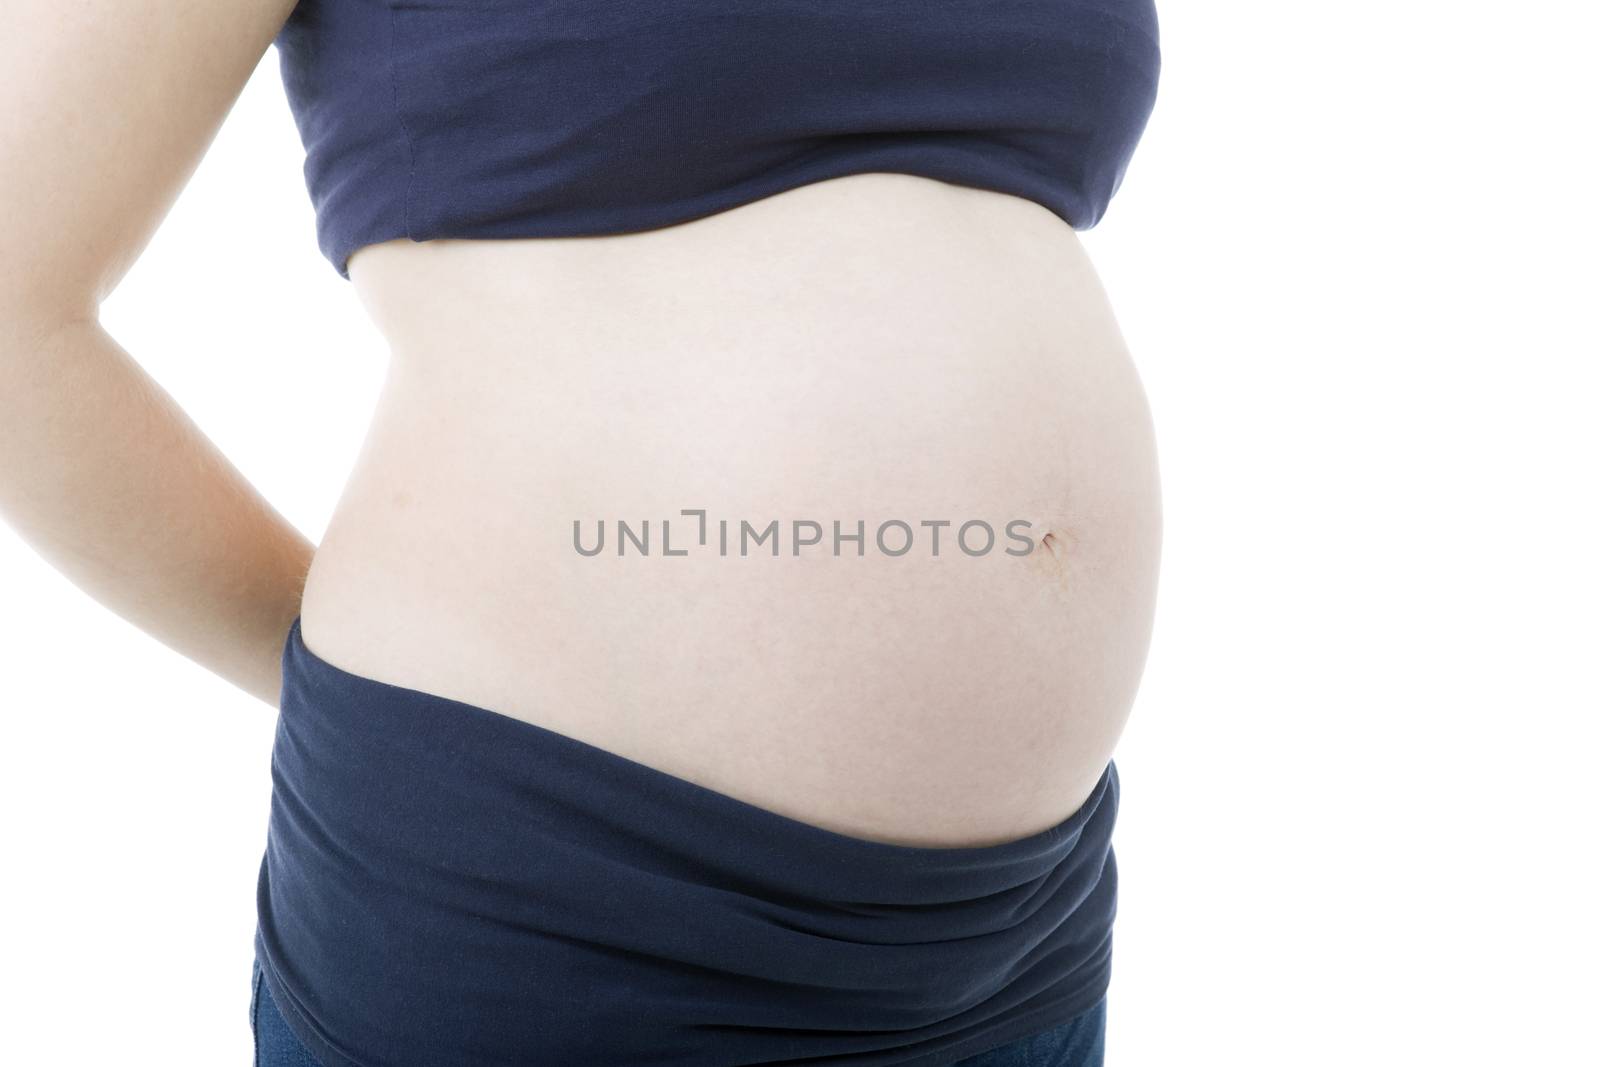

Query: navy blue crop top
274,0,1161,278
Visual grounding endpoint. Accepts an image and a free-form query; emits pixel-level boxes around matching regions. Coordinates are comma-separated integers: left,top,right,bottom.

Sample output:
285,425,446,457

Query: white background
2,3,1596,1063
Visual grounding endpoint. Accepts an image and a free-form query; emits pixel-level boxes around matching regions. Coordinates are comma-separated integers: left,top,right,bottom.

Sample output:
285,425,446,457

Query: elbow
0,263,101,358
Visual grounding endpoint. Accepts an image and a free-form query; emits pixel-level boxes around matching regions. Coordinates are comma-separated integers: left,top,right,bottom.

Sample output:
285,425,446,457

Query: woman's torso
296,171,1161,848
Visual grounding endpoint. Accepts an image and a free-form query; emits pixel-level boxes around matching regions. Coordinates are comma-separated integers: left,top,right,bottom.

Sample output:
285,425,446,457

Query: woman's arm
0,0,311,706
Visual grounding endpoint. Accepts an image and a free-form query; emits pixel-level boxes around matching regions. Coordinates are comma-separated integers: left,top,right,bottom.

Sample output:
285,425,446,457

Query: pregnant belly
298,174,1162,848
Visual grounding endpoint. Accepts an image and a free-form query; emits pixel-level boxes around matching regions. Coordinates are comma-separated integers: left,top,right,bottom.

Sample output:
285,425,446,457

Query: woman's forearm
0,314,315,706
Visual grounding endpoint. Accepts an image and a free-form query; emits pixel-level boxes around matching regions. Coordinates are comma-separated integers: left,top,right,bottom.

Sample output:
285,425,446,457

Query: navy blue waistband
255,616,1118,1067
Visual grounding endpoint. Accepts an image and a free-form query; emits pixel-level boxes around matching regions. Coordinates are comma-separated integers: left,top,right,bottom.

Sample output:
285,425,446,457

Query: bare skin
2,1,310,705
3,4,1161,848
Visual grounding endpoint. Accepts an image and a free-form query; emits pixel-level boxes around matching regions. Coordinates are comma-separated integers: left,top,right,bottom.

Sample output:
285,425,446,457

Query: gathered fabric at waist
254,615,1119,1067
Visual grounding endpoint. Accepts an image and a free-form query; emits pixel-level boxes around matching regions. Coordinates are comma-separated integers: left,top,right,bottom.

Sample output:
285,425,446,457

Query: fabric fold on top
274,0,1162,276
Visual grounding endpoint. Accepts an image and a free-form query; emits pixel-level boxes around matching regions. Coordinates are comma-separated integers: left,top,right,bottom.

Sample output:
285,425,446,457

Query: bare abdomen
299,173,1162,847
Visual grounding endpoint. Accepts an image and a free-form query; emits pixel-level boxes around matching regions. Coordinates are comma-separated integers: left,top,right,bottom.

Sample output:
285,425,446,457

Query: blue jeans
251,958,1106,1066
949,999,1107,1066
250,958,323,1067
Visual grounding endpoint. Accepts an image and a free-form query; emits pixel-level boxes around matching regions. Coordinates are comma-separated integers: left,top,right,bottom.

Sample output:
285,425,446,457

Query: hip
254,626,1119,1067
249,955,1109,1067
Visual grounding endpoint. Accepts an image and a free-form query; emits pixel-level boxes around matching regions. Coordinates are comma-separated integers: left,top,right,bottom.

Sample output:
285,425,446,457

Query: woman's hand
0,1,312,706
